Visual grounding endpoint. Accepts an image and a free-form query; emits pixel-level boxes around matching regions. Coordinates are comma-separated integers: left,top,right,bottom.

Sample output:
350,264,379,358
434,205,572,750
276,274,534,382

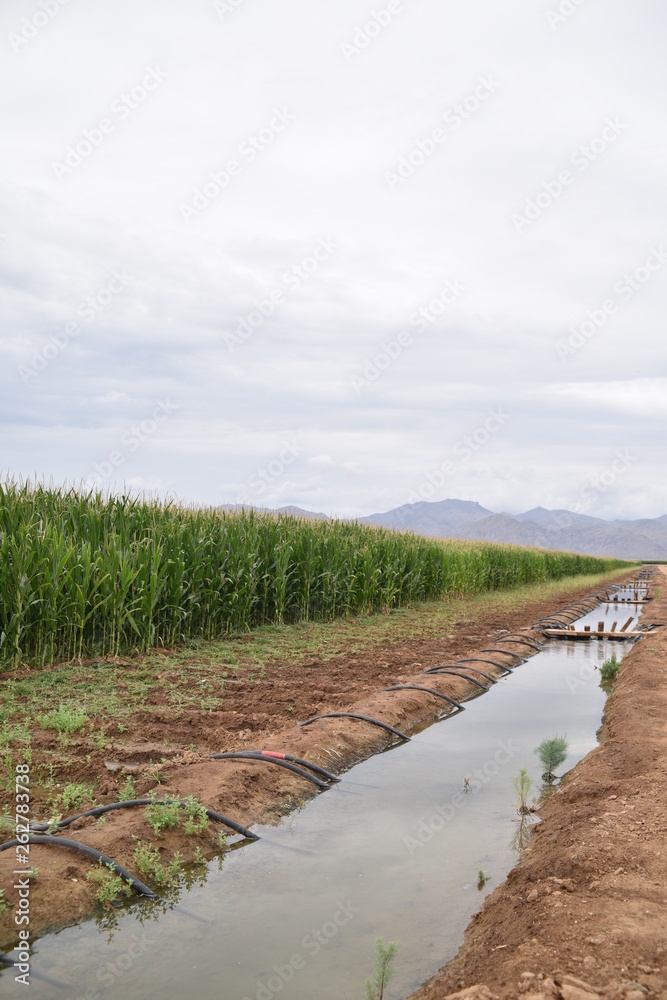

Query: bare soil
1,565,659,994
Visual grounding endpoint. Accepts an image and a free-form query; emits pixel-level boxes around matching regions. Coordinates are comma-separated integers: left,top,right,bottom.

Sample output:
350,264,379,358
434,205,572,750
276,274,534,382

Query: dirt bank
409,567,667,1000
0,570,637,947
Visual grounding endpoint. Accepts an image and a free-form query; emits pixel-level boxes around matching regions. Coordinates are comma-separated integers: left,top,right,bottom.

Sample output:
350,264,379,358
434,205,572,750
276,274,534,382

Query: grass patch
38,704,88,733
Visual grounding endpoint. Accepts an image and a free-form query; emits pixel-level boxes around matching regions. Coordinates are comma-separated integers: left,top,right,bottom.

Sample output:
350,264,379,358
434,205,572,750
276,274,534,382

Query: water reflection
509,815,534,861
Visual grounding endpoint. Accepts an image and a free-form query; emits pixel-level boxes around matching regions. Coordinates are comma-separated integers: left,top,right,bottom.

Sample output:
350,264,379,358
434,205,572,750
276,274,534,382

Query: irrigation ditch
0,568,659,998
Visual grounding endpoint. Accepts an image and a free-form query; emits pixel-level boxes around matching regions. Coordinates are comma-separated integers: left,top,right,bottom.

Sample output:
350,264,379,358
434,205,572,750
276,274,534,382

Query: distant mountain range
277,500,667,559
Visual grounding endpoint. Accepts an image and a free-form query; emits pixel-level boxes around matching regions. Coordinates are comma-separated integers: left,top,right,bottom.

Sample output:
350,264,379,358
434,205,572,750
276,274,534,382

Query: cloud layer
1,0,665,520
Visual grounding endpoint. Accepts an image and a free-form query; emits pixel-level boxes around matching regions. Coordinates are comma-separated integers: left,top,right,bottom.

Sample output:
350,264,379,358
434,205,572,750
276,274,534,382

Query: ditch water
1,601,643,1000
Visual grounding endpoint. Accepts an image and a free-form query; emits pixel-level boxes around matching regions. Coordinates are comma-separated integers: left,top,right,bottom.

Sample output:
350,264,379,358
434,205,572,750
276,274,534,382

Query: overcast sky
2,0,665,521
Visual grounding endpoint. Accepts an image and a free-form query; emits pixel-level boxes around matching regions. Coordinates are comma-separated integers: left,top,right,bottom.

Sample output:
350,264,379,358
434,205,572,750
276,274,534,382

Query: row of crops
0,482,631,669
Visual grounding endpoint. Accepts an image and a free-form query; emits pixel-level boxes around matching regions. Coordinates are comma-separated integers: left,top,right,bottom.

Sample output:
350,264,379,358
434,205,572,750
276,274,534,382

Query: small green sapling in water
512,767,533,814
599,655,619,684
365,937,399,1000
535,735,569,782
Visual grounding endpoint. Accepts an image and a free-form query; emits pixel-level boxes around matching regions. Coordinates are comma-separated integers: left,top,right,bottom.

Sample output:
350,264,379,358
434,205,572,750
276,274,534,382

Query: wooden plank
598,621,604,633
543,628,637,640
602,599,650,605
611,621,617,632
620,616,634,632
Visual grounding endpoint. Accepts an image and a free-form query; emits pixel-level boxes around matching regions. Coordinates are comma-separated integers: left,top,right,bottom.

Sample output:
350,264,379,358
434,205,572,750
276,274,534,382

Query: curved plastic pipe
495,632,544,647
423,664,497,684
255,750,340,782
299,712,409,741
490,637,542,652
382,684,463,709
209,753,330,788
29,798,257,840
418,667,489,690
456,656,513,673
0,836,155,897
478,647,526,663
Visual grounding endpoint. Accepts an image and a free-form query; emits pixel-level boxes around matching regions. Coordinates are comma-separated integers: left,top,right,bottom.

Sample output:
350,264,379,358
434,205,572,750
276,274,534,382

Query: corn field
0,482,630,669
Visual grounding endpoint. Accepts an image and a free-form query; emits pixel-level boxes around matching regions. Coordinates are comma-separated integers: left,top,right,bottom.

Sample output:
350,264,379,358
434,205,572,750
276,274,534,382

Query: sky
1,0,666,521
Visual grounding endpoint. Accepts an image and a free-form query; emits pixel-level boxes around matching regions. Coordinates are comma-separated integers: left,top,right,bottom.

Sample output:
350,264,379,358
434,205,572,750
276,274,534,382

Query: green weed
118,775,137,801
132,840,182,887
599,655,620,683
182,796,209,836
86,862,132,906
144,799,181,835
58,782,94,811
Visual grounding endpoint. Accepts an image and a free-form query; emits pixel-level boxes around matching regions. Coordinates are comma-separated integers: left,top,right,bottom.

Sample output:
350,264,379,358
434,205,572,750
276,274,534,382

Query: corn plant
0,479,632,670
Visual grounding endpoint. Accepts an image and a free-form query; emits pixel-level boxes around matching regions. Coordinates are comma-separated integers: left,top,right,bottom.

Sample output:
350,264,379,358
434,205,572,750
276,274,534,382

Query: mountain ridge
358,499,667,558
